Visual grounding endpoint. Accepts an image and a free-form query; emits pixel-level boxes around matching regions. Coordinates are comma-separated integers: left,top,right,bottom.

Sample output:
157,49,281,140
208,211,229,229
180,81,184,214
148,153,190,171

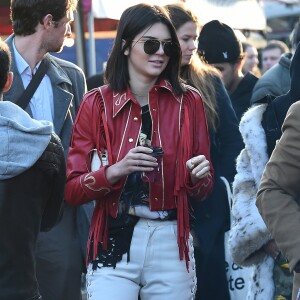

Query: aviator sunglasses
131,39,178,57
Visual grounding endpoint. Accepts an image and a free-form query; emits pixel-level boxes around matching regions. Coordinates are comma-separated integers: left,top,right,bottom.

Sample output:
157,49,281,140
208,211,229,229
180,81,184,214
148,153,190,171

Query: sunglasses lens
143,40,178,57
144,40,160,55
163,42,174,57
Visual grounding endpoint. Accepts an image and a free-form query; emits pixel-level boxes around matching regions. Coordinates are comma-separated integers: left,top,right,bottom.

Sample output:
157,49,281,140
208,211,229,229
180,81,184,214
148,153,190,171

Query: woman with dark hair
167,3,243,299
65,3,213,299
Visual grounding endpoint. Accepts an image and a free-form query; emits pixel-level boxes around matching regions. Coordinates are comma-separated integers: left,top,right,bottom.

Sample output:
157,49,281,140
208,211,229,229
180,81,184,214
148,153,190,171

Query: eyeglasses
131,39,178,57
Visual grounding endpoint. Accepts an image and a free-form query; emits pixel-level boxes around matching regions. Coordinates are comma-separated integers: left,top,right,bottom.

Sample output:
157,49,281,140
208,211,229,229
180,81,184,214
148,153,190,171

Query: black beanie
198,20,242,64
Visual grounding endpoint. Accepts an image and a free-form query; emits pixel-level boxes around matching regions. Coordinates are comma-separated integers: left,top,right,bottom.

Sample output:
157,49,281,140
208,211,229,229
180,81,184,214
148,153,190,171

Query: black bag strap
16,58,51,110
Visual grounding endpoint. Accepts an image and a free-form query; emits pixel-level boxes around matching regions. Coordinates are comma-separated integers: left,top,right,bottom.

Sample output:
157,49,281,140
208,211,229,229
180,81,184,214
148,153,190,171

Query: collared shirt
12,39,54,125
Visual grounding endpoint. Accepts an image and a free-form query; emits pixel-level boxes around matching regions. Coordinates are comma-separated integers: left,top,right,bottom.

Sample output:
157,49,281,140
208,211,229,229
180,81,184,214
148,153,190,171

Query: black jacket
191,77,244,300
230,72,258,121
0,133,65,300
262,43,300,157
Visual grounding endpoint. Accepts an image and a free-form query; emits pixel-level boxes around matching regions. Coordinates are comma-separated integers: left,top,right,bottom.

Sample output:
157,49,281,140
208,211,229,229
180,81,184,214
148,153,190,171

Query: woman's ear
122,39,129,56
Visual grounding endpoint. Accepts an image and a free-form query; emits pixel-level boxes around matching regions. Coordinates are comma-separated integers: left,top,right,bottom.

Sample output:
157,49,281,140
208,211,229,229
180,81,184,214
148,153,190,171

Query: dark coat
262,44,300,157
191,77,244,300
251,53,292,104
230,72,258,121
0,133,65,300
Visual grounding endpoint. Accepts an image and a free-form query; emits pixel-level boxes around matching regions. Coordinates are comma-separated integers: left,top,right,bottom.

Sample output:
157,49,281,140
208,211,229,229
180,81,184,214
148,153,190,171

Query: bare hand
106,146,158,185
186,155,210,185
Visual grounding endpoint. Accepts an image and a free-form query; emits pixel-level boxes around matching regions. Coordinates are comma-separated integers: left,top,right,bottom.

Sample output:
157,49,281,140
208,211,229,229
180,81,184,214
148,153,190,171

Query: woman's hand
105,146,158,185
186,155,210,185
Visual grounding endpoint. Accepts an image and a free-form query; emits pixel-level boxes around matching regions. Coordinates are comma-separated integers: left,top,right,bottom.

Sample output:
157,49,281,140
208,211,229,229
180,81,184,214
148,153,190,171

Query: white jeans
86,218,196,300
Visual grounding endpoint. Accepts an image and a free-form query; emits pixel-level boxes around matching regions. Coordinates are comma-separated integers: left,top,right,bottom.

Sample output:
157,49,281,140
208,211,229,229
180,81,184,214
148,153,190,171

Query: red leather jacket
65,80,213,263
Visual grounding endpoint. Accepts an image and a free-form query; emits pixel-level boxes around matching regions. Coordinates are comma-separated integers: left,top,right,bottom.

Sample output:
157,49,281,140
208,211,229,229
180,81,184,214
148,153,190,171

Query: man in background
251,22,300,104
261,40,289,74
198,20,258,121
4,0,87,299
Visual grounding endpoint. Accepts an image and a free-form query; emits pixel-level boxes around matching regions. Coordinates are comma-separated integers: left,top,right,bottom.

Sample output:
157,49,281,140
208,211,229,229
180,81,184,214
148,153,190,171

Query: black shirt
230,72,258,121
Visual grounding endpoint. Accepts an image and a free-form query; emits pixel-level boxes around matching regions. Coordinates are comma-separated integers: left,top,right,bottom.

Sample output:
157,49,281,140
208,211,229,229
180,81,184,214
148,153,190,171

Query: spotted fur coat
229,104,275,299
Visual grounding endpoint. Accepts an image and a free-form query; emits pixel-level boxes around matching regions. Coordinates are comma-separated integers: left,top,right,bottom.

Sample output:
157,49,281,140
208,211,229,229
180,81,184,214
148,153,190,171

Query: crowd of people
1,0,300,300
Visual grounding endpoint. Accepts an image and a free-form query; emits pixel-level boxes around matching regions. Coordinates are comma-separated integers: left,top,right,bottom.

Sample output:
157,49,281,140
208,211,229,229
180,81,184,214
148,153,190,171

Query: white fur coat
229,104,275,300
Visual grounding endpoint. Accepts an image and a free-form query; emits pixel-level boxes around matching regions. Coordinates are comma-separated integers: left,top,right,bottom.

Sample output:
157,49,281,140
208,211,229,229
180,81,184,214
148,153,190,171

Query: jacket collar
112,79,182,117
5,34,73,135
6,34,72,87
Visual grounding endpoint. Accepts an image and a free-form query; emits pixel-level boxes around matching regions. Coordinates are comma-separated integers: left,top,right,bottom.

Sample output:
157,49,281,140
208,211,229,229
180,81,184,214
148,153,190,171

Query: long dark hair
105,3,184,95
166,3,219,132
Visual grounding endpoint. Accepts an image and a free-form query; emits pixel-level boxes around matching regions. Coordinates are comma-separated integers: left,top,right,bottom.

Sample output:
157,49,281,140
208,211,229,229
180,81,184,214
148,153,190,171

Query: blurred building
1,0,299,76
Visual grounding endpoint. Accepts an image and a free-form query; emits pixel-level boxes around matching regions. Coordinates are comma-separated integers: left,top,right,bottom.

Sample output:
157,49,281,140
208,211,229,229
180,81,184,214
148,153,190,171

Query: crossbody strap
16,58,51,110
101,111,112,164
